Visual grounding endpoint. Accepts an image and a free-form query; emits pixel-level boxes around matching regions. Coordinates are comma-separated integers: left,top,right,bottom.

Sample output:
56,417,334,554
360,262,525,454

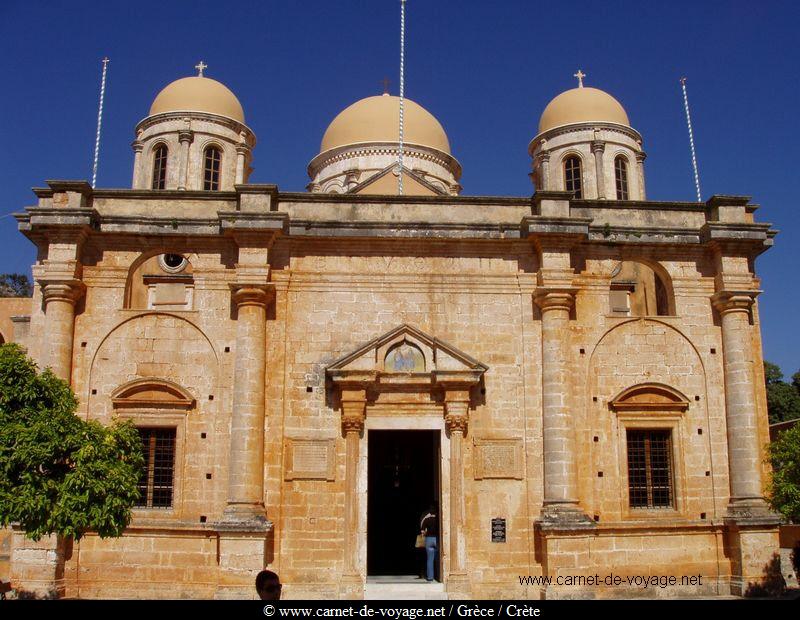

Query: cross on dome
574,69,586,88
195,60,208,77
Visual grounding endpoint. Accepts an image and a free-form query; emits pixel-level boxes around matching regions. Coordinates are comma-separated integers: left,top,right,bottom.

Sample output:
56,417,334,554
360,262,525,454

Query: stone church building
1,68,782,599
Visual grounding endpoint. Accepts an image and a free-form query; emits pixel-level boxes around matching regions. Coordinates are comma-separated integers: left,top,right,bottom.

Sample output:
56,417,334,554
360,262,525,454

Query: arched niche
124,252,195,310
609,260,673,317
384,340,426,373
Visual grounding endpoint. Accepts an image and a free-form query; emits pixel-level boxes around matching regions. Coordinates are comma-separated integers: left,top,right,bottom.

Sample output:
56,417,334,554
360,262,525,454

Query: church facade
3,69,782,599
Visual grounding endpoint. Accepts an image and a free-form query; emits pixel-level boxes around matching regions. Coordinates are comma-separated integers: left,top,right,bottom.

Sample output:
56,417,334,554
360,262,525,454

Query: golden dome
538,86,629,134
320,95,451,155
149,76,245,123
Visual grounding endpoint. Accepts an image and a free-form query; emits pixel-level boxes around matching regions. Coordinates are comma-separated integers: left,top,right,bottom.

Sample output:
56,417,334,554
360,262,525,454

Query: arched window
564,156,582,198
615,156,629,200
151,144,168,190
203,146,222,191
610,261,672,316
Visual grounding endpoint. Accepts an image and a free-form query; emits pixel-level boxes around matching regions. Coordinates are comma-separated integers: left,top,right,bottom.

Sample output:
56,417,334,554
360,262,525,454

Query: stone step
364,580,447,600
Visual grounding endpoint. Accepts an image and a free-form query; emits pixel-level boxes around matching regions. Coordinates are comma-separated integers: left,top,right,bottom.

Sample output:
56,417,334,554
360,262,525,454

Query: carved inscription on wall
473,438,523,480
284,438,336,481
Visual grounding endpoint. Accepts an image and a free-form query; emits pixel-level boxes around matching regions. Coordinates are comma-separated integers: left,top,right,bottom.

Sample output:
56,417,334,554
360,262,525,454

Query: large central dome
320,94,451,155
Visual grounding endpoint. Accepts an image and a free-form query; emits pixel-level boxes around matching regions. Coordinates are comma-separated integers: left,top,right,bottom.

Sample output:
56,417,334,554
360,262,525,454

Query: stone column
235,145,248,185
592,140,606,199
444,391,470,595
41,281,85,381
131,140,144,189
339,390,366,598
712,292,768,512
223,285,270,522
534,289,589,524
177,129,193,191
539,151,551,191
635,152,647,200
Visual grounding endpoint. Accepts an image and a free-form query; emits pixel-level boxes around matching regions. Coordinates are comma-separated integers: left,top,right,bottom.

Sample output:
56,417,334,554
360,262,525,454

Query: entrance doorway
367,430,440,578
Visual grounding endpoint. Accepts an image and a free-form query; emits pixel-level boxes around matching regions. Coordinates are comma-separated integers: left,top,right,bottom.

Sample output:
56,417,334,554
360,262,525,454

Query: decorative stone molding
178,129,194,144
609,382,690,414
111,377,196,411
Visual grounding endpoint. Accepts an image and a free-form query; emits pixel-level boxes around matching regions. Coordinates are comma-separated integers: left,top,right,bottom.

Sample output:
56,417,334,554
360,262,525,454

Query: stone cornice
134,111,256,147
308,141,462,180
529,121,643,155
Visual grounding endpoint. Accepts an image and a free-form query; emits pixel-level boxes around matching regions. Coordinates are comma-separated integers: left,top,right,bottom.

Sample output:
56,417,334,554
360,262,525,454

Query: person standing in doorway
420,503,438,582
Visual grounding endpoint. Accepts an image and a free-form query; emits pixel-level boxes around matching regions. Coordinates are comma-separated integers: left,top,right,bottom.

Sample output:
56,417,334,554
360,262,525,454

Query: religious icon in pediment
385,341,425,373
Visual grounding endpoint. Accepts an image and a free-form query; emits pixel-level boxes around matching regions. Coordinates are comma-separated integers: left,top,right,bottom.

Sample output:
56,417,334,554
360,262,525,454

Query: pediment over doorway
326,324,488,389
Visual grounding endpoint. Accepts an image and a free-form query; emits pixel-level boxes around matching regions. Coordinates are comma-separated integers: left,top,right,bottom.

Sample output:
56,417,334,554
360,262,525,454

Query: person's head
255,569,282,601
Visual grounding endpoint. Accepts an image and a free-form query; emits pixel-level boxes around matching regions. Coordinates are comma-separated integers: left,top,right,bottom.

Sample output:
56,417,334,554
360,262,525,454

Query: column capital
534,288,576,312
635,151,647,163
230,283,275,309
132,140,144,153
711,290,758,315
591,140,606,153
236,144,250,155
178,129,194,144
445,413,468,434
40,279,85,305
341,390,367,434
537,150,551,163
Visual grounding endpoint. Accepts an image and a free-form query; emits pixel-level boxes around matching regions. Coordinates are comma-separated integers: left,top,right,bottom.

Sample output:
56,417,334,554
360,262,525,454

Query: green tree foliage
764,361,800,424
0,273,32,297
0,343,143,540
768,422,800,523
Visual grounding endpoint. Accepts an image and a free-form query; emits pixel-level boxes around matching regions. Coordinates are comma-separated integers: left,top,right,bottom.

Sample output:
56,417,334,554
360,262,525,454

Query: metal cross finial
102,57,109,66
574,69,586,88
195,60,207,77
382,77,390,95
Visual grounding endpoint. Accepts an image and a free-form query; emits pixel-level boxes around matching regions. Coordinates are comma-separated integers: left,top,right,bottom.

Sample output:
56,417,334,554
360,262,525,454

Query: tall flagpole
398,0,406,195
680,77,702,203
91,57,110,188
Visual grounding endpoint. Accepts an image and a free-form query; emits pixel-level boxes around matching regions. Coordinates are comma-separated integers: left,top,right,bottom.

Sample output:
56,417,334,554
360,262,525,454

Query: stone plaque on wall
473,438,523,480
284,438,336,481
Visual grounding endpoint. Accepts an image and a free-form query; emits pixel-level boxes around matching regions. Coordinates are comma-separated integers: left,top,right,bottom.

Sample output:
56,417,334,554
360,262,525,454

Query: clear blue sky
1,1,798,376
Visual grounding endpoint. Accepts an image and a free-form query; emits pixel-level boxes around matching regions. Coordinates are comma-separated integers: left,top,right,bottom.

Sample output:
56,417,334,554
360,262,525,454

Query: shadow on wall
745,553,786,597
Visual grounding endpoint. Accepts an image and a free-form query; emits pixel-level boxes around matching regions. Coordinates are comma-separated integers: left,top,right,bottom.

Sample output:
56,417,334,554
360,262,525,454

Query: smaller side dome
149,76,245,123
538,86,629,134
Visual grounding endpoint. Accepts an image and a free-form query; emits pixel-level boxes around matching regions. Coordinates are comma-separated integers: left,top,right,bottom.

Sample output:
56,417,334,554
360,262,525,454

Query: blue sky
1,1,798,376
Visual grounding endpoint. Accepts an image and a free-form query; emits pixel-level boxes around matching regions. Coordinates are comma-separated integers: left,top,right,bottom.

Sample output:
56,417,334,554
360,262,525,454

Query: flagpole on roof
91,57,110,188
680,77,702,202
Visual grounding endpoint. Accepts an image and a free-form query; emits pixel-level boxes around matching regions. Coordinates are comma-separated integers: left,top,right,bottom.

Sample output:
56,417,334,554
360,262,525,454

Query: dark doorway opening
367,430,440,577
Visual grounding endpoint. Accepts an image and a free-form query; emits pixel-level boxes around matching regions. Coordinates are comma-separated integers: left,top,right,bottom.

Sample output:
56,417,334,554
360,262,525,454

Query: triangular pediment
326,324,487,387
348,164,444,196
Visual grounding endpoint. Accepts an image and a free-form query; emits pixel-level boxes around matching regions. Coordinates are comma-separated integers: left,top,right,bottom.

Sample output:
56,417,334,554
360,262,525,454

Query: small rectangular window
136,427,176,508
626,429,673,509
615,156,629,200
564,156,582,199
203,147,221,191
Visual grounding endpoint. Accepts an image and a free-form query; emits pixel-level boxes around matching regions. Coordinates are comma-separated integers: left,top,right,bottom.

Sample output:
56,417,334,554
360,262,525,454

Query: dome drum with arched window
530,76,647,201
132,72,256,192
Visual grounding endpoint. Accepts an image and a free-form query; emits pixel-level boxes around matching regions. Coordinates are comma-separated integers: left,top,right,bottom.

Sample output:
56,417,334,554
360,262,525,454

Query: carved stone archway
326,325,487,598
